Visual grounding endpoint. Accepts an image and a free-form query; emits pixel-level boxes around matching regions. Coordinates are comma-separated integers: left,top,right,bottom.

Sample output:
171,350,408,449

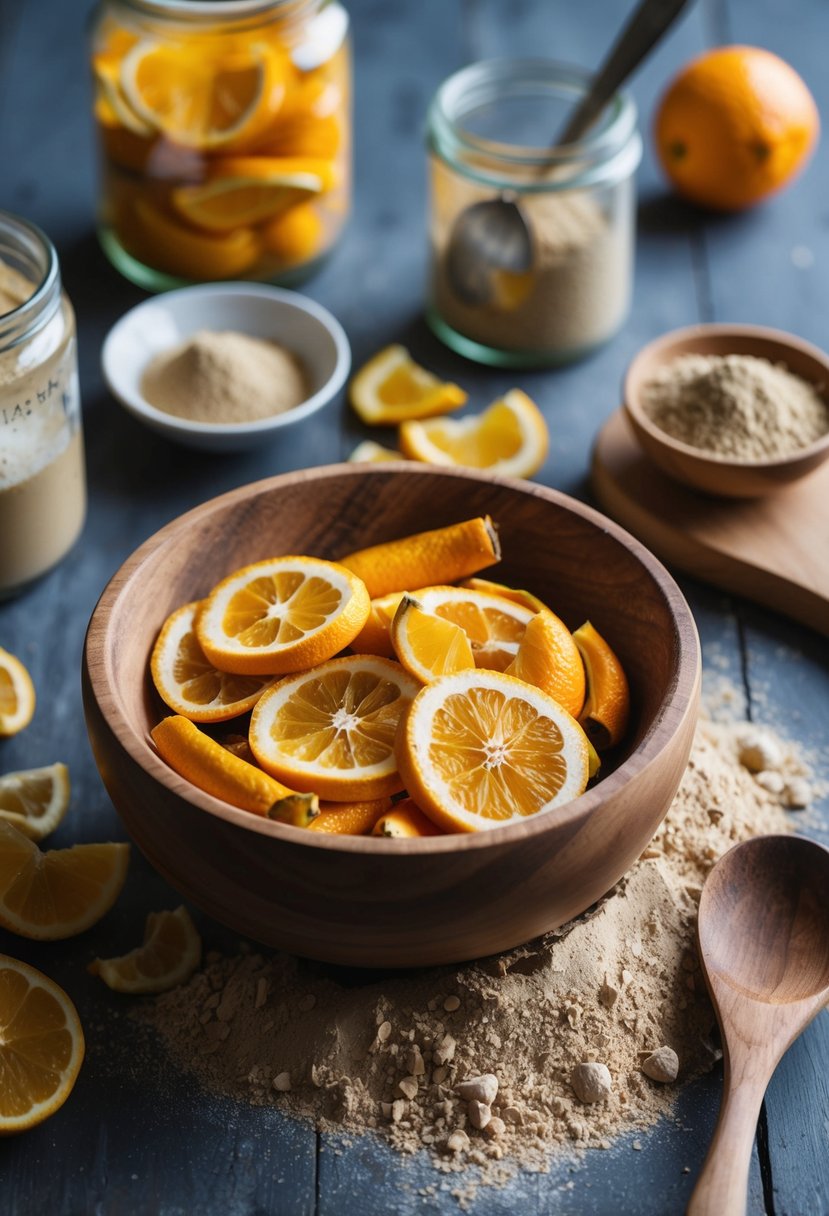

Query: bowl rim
84,463,701,855
100,282,352,437
623,322,829,470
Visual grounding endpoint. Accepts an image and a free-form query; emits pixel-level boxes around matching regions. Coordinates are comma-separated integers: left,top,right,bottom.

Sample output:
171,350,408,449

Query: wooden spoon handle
686,1063,767,1216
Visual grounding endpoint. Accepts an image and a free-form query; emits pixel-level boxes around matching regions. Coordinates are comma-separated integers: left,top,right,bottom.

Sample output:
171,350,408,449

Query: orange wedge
573,622,631,750
0,648,35,737
396,670,591,833
308,797,392,835
0,763,70,841
197,556,370,676
505,609,586,719
261,200,325,263
172,157,336,232
371,800,442,838
399,389,549,479
0,955,85,1134
89,906,201,994
127,198,261,281
338,516,500,600
414,585,533,672
151,715,307,817
349,345,467,425
348,440,404,464
349,591,405,658
249,655,419,800
390,594,475,684
151,601,275,722
0,821,129,941
120,39,288,149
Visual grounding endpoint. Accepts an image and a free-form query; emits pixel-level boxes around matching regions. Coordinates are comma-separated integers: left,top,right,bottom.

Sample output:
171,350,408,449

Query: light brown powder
141,329,310,425
0,259,34,320
641,353,829,460
142,714,810,1192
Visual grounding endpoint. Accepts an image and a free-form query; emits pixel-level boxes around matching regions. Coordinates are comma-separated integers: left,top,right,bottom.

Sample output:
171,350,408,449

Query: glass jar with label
427,59,642,367
89,0,351,291
0,212,85,598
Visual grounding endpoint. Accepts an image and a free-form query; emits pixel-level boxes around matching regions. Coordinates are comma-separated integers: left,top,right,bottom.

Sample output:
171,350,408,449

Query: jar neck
108,0,322,34
0,212,62,353
428,59,640,192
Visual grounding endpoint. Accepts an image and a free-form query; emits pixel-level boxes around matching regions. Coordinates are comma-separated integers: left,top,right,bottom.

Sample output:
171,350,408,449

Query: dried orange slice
0,955,85,1134
172,157,335,232
399,389,549,479
0,821,129,941
390,594,475,684
0,763,70,841
339,516,500,600
371,799,442,838
249,655,419,800
396,670,590,833
414,585,533,672
0,648,35,737
573,622,630,750
197,556,370,676
151,602,274,723
308,797,392,835
151,715,306,817
348,440,404,464
349,591,405,658
349,345,467,425
89,906,201,994
120,40,287,149
505,609,586,719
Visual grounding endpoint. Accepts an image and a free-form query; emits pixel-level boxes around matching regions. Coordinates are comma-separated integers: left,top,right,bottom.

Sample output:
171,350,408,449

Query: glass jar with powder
426,60,642,366
0,212,85,598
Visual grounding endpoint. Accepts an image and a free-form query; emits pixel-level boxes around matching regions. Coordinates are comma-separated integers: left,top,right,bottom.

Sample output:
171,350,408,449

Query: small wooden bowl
624,324,829,498
83,465,700,968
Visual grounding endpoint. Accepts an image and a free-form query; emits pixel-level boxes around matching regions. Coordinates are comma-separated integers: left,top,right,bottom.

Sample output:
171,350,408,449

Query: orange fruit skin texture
655,46,820,211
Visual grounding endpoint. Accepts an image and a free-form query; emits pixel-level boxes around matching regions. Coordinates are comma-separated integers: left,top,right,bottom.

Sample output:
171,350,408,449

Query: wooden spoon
688,834,829,1216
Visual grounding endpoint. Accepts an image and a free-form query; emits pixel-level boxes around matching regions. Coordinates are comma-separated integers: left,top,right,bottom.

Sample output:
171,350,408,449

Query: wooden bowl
82,464,700,968
624,324,829,498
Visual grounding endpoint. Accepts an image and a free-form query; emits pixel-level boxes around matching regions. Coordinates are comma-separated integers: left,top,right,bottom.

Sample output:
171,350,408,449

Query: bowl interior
95,466,694,847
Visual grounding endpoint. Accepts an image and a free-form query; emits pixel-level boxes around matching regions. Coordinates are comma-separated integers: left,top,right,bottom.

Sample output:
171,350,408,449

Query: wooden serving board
591,409,829,638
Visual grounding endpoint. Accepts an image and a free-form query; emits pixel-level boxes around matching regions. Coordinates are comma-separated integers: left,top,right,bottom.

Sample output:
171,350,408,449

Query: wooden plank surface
0,0,827,1213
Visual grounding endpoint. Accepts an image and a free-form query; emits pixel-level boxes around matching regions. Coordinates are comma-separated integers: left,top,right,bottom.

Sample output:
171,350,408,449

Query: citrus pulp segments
197,556,371,676
390,595,475,684
0,763,70,841
0,954,85,1134
249,655,419,800
413,585,534,672
151,601,275,722
349,344,467,425
0,648,36,737
396,669,590,833
90,906,201,994
399,389,549,478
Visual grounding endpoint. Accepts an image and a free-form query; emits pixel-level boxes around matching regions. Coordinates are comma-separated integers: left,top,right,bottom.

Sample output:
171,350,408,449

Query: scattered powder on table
641,353,829,460
141,329,309,425
140,710,815,1199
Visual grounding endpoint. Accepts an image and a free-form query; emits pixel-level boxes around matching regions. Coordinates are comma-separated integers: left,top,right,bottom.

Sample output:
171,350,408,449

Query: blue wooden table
1,1,827,1212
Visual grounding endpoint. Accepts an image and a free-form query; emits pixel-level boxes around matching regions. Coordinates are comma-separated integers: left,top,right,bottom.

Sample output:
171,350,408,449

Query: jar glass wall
426,60,642,367
0,212,85,597
89,0,351,291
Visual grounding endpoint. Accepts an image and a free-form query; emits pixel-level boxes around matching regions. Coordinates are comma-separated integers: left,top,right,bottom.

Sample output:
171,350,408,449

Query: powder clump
141,329,309,425
641,352,829,460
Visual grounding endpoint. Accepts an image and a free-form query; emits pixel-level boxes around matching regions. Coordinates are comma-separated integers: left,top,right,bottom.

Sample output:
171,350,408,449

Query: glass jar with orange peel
90,0,351,289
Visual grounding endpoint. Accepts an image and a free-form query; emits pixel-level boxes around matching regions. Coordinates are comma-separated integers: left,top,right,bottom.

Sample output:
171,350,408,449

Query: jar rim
109,0,317,23
0,211,61,351
428,58,640,190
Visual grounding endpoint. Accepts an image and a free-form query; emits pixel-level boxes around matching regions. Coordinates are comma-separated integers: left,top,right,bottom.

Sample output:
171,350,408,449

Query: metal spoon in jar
688,834,829,1216
445,0,692,307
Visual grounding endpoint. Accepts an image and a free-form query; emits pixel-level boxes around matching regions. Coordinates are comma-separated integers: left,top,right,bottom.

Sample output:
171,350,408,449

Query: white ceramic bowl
101,283,351,452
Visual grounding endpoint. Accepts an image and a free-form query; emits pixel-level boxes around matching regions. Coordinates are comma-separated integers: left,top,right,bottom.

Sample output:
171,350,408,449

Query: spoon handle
557,0,692,146
686,1045,769,1216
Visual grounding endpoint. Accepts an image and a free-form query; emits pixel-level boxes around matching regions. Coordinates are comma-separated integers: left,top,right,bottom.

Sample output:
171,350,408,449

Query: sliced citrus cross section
249,655,419,800
414,585,533,672
339,516,500,600
390,594,475,684
0,955,85,1134
396,669,591,833
172,157,336,231
197,556,370,676
151,601,275,722
0,648,35,737
399,389,549,478
505,609,586,719
349,345,467,425
89,906,201,994
0,821,129,941
0,763,70,841
573,621,630,750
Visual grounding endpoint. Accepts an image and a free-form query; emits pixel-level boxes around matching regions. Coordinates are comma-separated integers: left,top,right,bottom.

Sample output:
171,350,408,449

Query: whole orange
654,46,819,211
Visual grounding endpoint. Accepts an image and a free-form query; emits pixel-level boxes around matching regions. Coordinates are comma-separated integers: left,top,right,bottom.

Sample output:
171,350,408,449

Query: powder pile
141,329,309,425
143,715,811,1189
641,353,829,460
